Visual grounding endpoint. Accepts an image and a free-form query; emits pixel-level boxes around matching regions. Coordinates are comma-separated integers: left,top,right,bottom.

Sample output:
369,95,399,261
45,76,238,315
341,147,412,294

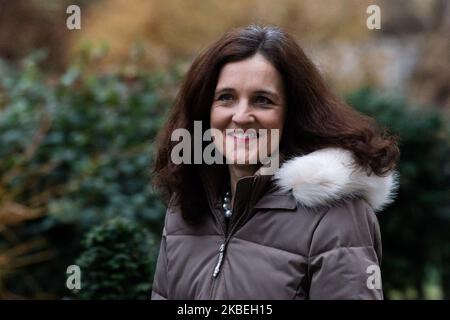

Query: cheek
260,110,284,151
260,110,285,132
210,107,229,130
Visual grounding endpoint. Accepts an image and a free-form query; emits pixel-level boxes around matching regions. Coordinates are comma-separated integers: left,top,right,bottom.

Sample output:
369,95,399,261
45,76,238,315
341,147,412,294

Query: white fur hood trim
274,148,398,212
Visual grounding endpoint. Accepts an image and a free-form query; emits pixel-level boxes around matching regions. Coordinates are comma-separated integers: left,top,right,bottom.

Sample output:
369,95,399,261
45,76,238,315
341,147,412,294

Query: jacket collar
199,147,398,213
199,164,297,212
274,148,399,212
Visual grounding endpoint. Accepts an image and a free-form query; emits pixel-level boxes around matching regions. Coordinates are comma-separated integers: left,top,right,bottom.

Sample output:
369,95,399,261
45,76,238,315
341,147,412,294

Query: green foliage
0,52,169,228
74,218,157,300
0,50,175,298
347,88,450,299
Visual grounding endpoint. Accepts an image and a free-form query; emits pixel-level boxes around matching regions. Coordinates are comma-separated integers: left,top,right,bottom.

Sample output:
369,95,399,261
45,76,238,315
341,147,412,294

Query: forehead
215,54,283,92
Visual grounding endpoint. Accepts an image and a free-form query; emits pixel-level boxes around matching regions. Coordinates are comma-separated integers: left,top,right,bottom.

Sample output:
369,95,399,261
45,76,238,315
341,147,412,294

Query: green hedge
74,218,157,300
0,50,176,298
347,88,450,299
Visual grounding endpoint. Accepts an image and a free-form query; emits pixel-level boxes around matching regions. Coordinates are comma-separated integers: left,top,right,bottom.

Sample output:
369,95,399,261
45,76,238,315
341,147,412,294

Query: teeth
229,131,258,139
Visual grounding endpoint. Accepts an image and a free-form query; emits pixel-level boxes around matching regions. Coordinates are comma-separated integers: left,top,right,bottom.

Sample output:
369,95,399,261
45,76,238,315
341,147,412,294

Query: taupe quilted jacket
151,148,398,300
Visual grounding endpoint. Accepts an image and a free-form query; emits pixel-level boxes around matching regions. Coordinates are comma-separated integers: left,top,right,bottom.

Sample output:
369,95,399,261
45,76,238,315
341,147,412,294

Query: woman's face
210,53,286,167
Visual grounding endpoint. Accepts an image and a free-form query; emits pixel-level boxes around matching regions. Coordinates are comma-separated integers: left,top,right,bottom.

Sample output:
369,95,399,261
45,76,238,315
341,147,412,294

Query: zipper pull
212,243,226,278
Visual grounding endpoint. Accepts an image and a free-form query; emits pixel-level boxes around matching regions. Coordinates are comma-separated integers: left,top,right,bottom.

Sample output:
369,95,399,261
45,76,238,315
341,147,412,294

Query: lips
228,132,257,140
226,129,263,141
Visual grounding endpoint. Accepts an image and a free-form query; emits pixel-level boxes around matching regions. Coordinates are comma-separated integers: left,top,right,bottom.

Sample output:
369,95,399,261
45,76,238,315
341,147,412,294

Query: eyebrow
214,87,281,100
253,90,280,100
214,87,235,95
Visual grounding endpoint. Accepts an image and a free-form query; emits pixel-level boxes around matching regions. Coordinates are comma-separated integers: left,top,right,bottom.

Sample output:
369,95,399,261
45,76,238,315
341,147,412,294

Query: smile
226,130,261,140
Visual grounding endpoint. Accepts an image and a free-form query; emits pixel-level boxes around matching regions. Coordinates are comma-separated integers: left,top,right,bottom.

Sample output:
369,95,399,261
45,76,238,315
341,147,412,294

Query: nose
231,99,255,125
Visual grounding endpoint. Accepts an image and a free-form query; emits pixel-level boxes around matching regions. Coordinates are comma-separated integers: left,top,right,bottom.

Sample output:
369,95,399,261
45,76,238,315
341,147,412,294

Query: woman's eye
217,93,233,102
254,96,272,105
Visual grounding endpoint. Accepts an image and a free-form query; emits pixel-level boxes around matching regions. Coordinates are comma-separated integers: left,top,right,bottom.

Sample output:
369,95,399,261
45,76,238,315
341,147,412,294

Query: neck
228,164,258,205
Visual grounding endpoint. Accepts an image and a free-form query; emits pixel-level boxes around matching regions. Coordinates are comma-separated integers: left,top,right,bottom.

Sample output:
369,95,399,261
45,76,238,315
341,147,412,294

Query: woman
151,25,399,300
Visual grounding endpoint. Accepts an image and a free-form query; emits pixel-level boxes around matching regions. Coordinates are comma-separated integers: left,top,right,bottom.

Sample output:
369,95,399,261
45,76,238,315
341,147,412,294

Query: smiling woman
151,24,399,300
210,53,286,197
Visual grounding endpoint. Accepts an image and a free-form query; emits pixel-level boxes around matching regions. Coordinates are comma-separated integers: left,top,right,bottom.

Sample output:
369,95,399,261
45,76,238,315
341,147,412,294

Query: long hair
153,24,399,222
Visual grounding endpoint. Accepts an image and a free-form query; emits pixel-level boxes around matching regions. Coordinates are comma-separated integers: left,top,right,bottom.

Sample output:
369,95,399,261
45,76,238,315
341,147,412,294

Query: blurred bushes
75,218,157,300
0,49,176,298
347,88,450,299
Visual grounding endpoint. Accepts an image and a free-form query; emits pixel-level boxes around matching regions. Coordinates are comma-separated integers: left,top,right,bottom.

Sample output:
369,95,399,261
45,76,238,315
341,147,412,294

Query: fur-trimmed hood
274,148,398,212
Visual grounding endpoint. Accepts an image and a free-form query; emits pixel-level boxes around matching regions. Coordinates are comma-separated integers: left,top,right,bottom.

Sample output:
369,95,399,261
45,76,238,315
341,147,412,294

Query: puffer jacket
151,148,398,300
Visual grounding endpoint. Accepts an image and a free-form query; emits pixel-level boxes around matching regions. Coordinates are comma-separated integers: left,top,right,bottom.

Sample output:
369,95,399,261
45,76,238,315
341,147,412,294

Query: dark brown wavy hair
153,24,399,221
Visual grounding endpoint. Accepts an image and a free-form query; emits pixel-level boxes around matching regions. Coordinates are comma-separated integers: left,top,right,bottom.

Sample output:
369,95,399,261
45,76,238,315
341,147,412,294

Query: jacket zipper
209,176,257,299
212,243,226,277
210,239,226,299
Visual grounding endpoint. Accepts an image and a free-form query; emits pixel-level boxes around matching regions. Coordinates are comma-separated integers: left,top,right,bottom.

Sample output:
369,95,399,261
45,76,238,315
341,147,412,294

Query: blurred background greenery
0,0,448,299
